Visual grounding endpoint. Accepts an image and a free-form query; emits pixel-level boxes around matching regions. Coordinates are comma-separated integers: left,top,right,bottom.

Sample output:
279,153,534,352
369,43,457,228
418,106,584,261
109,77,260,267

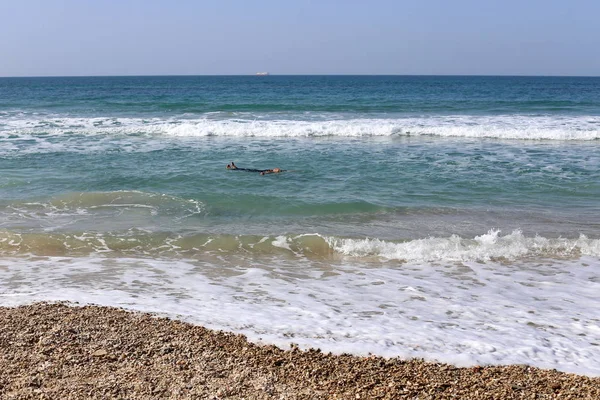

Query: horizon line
1,73,599,79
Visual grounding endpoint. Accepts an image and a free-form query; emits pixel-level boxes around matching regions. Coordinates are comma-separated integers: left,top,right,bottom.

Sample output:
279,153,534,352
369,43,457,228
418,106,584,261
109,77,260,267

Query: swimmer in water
260,168,282,175
227,162,284,175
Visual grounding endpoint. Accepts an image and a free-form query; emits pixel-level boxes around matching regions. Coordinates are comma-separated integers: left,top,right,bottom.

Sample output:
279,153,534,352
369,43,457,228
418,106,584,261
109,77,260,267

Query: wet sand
1,303,598,399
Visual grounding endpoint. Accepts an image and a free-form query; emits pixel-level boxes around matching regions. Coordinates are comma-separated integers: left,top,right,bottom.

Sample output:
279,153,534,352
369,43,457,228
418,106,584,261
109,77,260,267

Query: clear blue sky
1,0,599,76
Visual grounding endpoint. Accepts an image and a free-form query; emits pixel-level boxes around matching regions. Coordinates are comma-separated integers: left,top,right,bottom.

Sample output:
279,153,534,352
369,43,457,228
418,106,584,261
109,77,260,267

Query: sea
1,75,599,376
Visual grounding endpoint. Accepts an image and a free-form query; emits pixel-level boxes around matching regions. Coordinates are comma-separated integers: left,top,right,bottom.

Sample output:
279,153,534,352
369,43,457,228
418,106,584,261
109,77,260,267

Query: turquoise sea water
1,76,599,375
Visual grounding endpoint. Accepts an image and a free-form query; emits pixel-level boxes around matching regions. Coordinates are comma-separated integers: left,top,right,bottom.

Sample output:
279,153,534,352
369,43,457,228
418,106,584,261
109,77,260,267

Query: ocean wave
3,191,205,223
0,230,598,261
327,229,600,261
0,114,599,141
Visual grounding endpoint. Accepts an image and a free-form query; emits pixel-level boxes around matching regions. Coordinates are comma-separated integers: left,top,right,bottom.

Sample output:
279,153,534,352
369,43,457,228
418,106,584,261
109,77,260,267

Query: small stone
93,349,108,357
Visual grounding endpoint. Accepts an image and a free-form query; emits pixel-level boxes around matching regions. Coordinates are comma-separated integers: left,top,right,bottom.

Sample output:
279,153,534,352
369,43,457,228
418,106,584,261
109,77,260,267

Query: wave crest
328,230,600,261
0,230,598,261
1,115,599,141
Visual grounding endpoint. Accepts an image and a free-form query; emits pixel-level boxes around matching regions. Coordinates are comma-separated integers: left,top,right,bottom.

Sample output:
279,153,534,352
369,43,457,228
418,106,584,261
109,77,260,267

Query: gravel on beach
0,303,598,399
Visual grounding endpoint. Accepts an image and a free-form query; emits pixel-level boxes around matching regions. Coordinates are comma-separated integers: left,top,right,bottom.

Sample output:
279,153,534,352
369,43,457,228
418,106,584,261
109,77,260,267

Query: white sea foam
326,230,600,261
272,235,293,251
2,115,599,156
0,253,599,376
1,114,599,142
1,228,598,262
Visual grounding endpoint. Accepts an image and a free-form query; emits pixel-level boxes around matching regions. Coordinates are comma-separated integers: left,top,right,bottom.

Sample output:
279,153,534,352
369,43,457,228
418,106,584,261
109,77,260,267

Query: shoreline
1,303,598,399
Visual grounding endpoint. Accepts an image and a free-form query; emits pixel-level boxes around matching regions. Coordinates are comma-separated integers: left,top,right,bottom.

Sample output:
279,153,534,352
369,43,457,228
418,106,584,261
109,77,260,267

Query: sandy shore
0,303,598,399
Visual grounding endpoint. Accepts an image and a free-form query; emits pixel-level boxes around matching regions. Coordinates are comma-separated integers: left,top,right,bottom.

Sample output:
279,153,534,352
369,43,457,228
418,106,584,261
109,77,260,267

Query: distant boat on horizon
255,72,269,76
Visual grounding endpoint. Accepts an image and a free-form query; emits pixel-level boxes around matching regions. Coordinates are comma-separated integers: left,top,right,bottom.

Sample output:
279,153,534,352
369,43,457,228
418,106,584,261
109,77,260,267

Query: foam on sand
0,250,599,376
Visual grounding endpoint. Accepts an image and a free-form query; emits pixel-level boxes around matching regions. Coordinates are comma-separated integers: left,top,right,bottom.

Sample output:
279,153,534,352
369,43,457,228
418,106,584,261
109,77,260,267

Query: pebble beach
1,303,598,400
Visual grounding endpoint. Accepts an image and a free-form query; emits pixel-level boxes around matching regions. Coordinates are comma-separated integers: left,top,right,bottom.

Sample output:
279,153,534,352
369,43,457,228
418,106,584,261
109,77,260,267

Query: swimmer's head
226,164,231,169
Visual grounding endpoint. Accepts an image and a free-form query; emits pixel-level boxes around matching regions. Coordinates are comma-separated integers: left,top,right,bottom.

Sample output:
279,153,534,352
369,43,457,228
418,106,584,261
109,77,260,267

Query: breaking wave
1,114,599,141
1,230,598,261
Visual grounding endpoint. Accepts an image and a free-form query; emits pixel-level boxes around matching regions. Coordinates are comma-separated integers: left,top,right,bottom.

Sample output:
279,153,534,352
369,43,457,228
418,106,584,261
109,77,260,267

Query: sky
1,0,599,77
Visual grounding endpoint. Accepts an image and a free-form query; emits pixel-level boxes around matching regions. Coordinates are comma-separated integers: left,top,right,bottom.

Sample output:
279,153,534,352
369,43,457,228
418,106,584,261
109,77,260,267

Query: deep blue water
2,75,600,115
